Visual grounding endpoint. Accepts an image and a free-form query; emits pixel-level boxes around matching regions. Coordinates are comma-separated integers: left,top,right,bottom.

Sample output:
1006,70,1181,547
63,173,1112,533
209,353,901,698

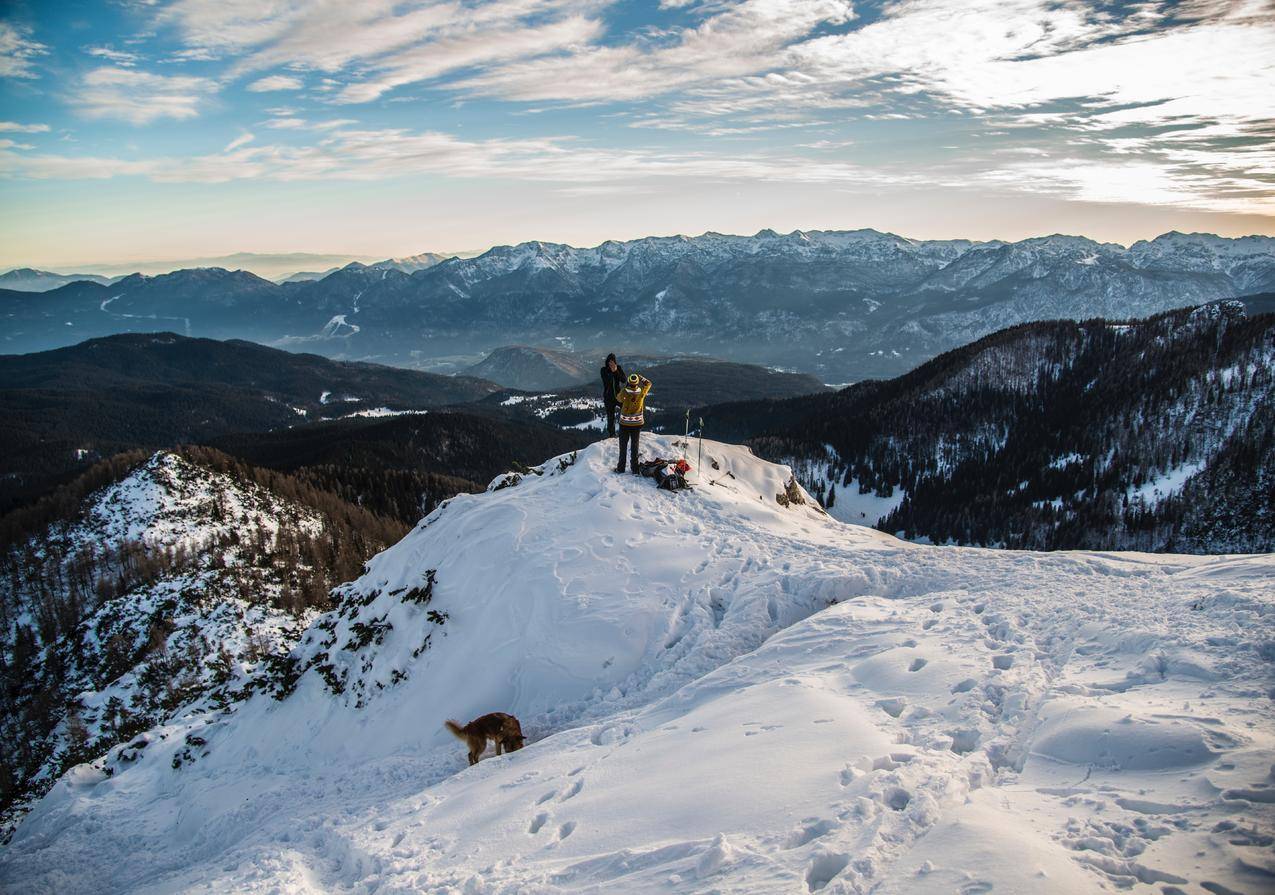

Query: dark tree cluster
0,446,411,833
209,411,591,525
705,303,1274,553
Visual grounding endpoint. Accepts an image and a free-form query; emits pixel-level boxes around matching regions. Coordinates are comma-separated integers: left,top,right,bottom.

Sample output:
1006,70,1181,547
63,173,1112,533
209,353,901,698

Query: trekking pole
697,417,704,481
682,409,690,460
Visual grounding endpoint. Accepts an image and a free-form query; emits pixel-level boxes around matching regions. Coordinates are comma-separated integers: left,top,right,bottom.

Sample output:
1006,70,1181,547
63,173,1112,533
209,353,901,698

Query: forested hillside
210,412,593,525
0,448,408,836
0,333,501,511
704,301,1274,552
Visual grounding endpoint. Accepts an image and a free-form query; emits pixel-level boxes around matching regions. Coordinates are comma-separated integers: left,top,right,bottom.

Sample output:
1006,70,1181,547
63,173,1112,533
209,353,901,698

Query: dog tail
444,719,466,740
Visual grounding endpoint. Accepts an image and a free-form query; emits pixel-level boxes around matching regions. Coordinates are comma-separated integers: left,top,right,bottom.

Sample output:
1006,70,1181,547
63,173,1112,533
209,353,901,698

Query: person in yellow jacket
614,372,652,473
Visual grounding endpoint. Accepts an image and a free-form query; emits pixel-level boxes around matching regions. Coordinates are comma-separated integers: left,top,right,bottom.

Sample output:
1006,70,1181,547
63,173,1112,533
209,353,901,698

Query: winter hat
605,353,617,364
627,373,640,385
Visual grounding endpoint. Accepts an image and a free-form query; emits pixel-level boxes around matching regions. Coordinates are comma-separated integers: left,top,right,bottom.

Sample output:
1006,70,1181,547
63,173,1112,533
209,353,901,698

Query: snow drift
1,437,1272,894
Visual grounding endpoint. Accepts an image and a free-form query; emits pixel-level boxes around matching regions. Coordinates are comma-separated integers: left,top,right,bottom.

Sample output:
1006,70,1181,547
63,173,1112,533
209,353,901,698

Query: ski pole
682,409,690,460
697,417,704,481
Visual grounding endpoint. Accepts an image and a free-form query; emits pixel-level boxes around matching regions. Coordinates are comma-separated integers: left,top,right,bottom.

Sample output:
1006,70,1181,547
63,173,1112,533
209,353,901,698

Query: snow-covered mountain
0,450,406,836
3,438,1270,893
5,229,1272,380
0,268,113,291
710,300,1275,552
371,251,455,273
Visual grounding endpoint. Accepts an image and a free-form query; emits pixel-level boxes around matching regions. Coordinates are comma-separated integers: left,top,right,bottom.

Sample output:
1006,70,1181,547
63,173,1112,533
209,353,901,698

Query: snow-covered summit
3,439,1272,894
0,451,328,837
71,450,320,549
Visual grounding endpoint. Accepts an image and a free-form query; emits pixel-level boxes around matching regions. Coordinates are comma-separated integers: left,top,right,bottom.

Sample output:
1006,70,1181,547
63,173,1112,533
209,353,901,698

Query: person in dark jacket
600,353,626,437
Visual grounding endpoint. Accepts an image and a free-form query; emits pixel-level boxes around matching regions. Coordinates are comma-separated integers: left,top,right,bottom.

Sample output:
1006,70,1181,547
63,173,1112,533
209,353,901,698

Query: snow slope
1,439,1272,894
0,452,325,833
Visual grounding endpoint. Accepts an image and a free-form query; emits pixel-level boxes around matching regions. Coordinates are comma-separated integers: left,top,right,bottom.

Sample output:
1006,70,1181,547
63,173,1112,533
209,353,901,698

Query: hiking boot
614,466,626,474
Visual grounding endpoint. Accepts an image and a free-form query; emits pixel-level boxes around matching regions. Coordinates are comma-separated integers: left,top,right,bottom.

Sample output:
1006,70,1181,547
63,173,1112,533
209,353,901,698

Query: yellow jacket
616,378,652,427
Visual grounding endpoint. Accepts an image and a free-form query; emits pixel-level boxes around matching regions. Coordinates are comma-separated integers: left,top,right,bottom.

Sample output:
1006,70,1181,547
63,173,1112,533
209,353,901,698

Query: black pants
617,425,641,471
605,402,618,437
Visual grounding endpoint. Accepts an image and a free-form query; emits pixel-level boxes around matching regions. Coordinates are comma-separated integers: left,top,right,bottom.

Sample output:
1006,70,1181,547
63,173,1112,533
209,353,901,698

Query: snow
1128,460,1208,507
320,314,360,337
824,475,904,527
0,452,324,830
340,407,429,419
2,439,1272,895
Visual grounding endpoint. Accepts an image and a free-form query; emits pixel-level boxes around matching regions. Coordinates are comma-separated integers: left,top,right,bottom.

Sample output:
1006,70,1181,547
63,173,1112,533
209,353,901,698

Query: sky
0,0,1273,271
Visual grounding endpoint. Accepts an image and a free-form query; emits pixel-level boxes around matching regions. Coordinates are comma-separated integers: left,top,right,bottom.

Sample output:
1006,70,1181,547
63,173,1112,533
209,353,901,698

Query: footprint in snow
909,658,928,672
992,654,1015,670
560,779,583,801
785,818,837,849
528,812,549,834
558,821,576,840
884,786,912,811
806,853,850,892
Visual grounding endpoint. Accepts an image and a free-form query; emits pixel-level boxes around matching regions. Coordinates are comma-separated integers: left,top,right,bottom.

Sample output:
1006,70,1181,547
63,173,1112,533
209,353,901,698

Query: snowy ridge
0,452,326,834
1,440,1272,894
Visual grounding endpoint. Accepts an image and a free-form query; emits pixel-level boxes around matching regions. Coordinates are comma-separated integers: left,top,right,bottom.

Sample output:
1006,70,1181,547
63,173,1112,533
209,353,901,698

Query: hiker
615,373,652,473
600,353,626,437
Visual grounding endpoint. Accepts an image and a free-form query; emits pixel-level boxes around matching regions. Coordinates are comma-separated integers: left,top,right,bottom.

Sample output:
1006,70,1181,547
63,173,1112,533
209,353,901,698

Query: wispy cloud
0,21,48,79
332,14,604,105
0,123,904,188
160,0,609,103
0,121,50,133
455,0,855,103
3,0,1273,237
71,67,218,124
247,74,304,92
85,45,141,67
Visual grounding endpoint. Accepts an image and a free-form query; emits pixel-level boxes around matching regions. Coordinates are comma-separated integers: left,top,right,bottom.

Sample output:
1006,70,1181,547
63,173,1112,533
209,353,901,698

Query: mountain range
5,229,1273,380
0,269,117,292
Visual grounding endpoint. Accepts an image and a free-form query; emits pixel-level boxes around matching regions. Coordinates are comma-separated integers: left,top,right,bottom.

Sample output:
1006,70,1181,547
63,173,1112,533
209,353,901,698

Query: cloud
0,123,899,187
0,21,48,78
332,14,604,105
0,121,50,133
224,132,254,151
264,117,307,128
454,0,855,103
162,47,220,63
311,118,358,130
982,157,1275,216
247,74,304,91
159,0,608,96
71,67,218,124
85,46,141,66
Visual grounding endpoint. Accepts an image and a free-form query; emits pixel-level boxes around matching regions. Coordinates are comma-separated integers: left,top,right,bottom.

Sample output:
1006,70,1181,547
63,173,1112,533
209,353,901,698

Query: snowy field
2,438,1272,894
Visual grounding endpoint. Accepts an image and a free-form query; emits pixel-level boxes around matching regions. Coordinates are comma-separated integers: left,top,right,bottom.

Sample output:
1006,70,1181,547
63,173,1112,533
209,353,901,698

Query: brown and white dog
444,712,526,765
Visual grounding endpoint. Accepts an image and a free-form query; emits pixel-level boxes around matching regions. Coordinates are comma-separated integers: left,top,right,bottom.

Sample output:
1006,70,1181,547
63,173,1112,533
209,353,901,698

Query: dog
444,712,526,765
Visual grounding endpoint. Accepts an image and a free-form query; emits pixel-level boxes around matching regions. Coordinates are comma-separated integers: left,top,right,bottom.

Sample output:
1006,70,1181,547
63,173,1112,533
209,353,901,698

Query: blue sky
1,0,1273,270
